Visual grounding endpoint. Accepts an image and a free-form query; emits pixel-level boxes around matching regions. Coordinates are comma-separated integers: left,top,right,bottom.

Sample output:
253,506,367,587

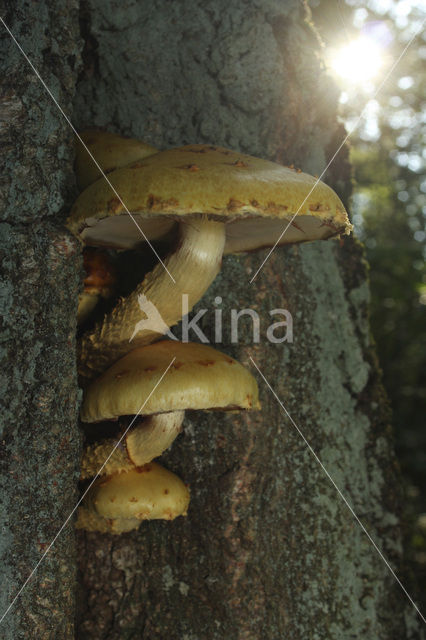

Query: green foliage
310,0,426,602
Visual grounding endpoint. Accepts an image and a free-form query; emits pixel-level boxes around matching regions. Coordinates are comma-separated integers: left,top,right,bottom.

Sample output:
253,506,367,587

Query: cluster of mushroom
68,130,352,534
76,340,259,533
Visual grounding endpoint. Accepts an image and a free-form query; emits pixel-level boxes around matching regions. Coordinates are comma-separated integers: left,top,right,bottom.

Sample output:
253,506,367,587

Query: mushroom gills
79,216,226,377
80,411,185,479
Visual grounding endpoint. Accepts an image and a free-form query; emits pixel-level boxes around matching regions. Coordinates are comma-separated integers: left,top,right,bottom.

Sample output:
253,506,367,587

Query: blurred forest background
309,0,425,602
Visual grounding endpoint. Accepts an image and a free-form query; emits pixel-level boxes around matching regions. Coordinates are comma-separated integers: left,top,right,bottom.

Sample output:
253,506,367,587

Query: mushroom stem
78,216,226,378
80,411,185,479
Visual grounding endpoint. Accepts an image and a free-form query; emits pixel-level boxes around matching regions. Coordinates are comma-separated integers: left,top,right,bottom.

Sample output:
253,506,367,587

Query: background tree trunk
1,1,424,639
0,2,81,638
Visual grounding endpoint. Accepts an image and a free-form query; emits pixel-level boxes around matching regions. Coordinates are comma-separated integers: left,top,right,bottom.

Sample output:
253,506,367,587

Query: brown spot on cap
227,198,245,212
135,465,152,473
265,202,288,214
130,161,148,169
147,194,179,211
136,510,151,519
129,496,138,503
231,160,249,168
309,203,330,212
107,197,123,214
172,361,184,369
197,359,215,367
144,366,157,372
250,199,259,208
177,164,200,172
115,369,130,379
164,488,170,495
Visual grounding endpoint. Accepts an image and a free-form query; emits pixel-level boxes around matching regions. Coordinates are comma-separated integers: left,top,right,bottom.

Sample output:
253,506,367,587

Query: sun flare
330,37,384,84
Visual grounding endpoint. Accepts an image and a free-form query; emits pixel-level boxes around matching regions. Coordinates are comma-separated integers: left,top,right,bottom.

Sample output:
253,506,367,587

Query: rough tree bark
1,1,424,639
0,2,81,638
72,1,423,639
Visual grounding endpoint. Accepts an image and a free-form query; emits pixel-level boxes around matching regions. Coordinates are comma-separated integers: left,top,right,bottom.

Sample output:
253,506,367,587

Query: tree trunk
1,1,423,639
0,2,81,638
72,2,424,638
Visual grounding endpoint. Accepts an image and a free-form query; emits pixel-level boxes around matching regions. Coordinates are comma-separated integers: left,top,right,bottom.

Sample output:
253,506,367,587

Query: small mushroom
76,462,190,534
80,340,259,478
68,144,352,377
77,247,117,325
75,129,158,190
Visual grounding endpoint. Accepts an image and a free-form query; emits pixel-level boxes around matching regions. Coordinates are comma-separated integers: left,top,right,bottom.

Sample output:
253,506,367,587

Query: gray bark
0,2,81,638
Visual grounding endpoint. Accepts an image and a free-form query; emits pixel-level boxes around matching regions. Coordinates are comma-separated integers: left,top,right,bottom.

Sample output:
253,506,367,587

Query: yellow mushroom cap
68,144,352,252
86,463,190,521
75,505,141,534
75,129,158,191
80,341,260,423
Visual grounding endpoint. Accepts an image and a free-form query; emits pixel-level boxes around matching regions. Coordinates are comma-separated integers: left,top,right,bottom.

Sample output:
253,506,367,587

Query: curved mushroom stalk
80,411,185,479
126,411,184,466
79,216,225,378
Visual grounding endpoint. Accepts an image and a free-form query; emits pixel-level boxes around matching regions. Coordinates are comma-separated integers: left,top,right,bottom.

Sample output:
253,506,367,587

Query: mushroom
75,131,158,324
80,340,260,479
68,144,352,377
76,462,190,534
77,247,117,325
75,129,158,191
